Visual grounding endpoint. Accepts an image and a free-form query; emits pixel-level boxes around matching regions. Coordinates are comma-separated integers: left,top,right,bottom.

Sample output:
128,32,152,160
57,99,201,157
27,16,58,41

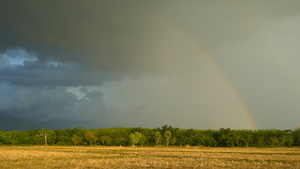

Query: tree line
1,125,300,147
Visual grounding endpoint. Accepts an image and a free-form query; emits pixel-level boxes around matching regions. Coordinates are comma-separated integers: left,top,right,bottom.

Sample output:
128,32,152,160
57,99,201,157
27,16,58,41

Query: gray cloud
0,58,122,86
0,83,119,128
1,1,299,73
0,48,124,87
0,57,10,68
208,16,300,129
1,1,300,129
0,0,167,72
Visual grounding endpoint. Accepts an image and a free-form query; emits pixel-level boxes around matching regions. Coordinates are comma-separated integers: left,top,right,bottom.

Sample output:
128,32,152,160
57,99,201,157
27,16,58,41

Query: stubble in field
0,146,299,168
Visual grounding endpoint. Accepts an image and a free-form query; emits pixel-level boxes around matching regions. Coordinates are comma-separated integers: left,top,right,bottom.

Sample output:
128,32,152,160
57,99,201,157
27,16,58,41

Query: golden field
0,146,299,168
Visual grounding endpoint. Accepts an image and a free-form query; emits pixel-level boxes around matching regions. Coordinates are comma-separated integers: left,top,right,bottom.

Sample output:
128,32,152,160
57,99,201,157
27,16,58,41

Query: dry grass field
0,146,299,168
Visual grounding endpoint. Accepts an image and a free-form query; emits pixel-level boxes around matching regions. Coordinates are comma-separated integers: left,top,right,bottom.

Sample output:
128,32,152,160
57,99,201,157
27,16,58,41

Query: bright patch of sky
48,61,59,67
66,86,86,99
1,48,38,65
67,86,96,101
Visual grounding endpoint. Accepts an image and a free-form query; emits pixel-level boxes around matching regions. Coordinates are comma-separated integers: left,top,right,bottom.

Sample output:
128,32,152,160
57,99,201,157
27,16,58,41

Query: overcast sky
1,0,300,129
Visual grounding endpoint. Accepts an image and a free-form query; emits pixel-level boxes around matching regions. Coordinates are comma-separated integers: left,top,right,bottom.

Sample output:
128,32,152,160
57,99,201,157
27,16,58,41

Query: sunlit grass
0,146,299,168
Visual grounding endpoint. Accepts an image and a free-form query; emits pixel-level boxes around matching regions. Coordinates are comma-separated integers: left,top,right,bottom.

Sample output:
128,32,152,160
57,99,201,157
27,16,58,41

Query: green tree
71,135,82,146
129,133,136,146
85,132,97,146
0,130,12,145
284,135,293,147
243,134,253,147
72,126,86,141
170,137,177,146
38,129,54,146
117,137,126,146
164,130,172,147
105,136,112,146
54,129,71,145
129,132,142,146
99,136,107,146
139,134,147,146
203,136,217,147
268,137,279,147
99,136,112,146
154,132,161,146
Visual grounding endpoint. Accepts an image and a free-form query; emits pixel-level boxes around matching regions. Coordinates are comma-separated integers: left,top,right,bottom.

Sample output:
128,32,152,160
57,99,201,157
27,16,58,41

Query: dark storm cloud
1,0,299,73
0,83,119,128
0,57,10,68
0,0,167,72
1,0,300,129
0,58,122,86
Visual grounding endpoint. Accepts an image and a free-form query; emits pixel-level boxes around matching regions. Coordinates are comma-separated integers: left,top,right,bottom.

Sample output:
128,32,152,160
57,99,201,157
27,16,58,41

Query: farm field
0,146,300,168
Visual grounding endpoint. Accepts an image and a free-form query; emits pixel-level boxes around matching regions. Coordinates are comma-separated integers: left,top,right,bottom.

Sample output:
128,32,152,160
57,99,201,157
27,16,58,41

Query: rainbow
157,15,257,130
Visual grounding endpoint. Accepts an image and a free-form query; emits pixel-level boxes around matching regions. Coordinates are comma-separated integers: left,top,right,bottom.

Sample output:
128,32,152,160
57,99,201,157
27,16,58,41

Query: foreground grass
0,146,299,168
